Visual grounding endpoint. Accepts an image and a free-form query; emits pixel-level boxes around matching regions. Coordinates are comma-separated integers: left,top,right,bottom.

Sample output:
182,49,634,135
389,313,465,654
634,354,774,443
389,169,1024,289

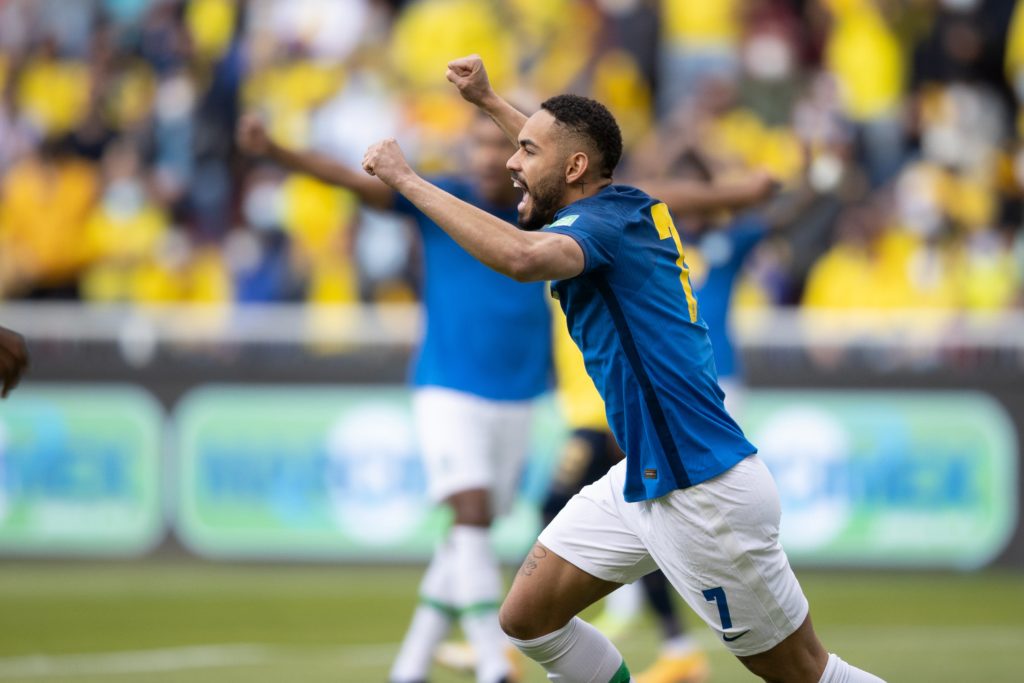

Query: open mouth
511,175,529,213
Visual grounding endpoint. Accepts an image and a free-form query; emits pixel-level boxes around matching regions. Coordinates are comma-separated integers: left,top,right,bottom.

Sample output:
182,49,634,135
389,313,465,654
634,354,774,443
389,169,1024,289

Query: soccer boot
634,648,710,683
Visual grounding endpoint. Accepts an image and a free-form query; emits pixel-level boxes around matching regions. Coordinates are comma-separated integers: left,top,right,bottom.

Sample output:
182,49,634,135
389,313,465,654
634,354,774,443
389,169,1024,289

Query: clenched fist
362,139,415,188
446,54,494,106
0,325,29,398
745,170,782,204
236,114,272,156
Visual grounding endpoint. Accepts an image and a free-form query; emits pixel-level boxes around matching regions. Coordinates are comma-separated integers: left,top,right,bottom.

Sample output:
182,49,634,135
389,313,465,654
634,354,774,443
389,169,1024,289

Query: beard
516,172,566,231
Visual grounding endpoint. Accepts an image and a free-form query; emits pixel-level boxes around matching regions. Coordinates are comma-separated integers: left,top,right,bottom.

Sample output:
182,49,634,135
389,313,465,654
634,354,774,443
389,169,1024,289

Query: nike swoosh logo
722,629,751,642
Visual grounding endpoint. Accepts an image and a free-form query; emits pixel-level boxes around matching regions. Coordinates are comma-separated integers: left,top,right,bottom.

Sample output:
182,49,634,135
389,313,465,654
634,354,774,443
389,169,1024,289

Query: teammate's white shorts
539,455,809,657
413,386,534,516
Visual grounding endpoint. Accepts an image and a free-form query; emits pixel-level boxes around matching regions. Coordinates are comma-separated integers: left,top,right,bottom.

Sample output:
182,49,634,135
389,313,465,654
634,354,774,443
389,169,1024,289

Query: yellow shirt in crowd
824,0,905,121
551,299,609,432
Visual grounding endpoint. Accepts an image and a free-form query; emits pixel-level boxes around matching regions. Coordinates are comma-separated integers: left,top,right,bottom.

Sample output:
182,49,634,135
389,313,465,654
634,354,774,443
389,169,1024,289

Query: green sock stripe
609,661,632,683
458,600,501,617
418,596,459,618
418,597,500,618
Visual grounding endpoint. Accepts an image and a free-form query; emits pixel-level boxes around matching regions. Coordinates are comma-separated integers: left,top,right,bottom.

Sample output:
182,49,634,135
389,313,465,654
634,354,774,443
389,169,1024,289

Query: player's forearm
635,177,776,214
267,143,395,210
395,173,531,275
393,174,573,282
477,91,529,146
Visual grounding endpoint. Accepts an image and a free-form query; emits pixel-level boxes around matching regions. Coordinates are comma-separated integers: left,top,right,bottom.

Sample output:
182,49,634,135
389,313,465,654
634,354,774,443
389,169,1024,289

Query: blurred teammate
0,325,29,398
237,113,550,683
360,55,885,683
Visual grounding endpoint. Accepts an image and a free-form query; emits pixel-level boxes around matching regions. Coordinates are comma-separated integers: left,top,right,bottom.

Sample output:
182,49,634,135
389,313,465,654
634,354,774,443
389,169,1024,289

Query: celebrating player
542,167,781,683
360,55,885,683
237,113,550,683
0,325,29,398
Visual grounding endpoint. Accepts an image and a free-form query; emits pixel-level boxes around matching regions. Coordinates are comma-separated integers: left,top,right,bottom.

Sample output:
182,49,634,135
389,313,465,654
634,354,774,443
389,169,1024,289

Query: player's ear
564,151,589,186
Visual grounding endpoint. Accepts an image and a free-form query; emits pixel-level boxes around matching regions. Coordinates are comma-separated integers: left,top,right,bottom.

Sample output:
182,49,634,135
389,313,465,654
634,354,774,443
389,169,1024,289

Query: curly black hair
540,94,623,179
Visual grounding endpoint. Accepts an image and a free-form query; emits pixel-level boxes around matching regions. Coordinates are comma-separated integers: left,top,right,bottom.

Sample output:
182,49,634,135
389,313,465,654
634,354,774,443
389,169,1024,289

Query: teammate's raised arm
0,325,29,398
446,55,528,145
633,171,780,216
235,114,394,210
362,139,583,282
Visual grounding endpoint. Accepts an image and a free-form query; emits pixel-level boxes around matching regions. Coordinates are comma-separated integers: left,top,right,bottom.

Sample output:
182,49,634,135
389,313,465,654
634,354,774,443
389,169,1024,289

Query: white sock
602,582,643,622
389,541,455,683
450,525,509,683
509,616,632,683
819,653,887,683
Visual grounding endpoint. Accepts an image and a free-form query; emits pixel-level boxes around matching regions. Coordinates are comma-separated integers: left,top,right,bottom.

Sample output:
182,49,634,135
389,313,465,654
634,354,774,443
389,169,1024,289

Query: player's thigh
505,463,655,637
413,387,492,504
538,460,658,592
644,455,809,659
501,542,621,640
487,398,535,516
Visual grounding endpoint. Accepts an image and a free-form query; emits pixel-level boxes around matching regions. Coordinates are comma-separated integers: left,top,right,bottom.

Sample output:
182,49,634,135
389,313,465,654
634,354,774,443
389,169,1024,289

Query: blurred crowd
0,0,1022,310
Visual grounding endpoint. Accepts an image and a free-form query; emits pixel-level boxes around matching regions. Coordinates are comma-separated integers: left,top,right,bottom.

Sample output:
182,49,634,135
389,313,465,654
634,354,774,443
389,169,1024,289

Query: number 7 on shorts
703,586,748,641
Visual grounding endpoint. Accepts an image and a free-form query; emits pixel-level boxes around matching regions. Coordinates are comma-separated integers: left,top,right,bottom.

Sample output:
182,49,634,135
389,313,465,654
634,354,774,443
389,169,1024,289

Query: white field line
2,626,1021,679
0,642,396,679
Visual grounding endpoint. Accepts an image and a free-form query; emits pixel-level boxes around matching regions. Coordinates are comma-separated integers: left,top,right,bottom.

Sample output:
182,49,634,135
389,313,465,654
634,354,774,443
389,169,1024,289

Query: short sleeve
542,211,622,274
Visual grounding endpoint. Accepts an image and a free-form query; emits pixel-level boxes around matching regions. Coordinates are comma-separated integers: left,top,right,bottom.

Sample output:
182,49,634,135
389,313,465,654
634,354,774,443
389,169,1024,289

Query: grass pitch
0,561,1020,682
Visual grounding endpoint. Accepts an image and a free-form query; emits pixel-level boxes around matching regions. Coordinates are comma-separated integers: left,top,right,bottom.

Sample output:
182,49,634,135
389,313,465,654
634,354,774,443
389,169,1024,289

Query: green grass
0,561,1021,682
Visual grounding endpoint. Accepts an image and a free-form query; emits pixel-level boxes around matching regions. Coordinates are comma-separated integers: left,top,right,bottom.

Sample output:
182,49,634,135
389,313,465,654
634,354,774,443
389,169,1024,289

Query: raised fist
446,54,493,106
236,114,272,156
362,139,415,188
745,170,782,203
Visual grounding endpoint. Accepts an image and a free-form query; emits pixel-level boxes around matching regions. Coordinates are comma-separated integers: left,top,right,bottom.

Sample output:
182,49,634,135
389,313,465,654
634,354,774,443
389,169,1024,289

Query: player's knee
451,507,492,527
499,596,549,641
446,489,493,527
498,598,525,639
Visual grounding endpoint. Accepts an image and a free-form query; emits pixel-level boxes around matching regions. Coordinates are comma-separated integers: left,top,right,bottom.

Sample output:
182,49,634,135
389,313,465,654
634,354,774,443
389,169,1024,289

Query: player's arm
633,171,780,215
0,325,29,398
446,55,528,146
363,139,583,282
236,115,395,211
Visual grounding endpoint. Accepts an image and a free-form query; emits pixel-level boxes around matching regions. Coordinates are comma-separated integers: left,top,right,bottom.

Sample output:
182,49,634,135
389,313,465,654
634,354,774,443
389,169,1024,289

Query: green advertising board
175,386,566,561
744,390,1018,569
0,385,164,556
175,386,1018,568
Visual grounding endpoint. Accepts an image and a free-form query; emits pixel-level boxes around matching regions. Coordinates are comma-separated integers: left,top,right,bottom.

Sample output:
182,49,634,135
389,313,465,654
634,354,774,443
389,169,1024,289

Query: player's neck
561,178,611,208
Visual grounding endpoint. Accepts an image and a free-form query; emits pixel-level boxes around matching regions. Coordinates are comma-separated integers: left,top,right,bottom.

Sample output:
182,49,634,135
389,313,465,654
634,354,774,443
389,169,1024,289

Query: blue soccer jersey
543,185,756,501
686,216,768,380
394,176,551,401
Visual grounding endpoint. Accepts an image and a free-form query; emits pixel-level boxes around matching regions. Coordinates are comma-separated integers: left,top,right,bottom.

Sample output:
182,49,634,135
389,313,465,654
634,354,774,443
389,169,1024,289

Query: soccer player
237,113,551,683
359,55,885,683
544,171,780,683
0,325,29,398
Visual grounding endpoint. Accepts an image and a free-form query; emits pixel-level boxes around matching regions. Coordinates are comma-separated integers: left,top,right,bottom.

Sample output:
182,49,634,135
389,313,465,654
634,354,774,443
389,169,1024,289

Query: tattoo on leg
518,544,548,577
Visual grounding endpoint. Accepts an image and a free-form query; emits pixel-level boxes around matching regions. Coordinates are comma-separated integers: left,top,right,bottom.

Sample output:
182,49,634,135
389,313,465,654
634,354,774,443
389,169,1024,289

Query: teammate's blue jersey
686,216,768,380
394,176,551,401
543,185,756,501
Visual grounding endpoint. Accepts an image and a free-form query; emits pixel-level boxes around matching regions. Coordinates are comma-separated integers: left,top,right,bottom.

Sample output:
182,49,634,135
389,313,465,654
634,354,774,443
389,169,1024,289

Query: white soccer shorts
539,455,810,657
413,386,534,516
